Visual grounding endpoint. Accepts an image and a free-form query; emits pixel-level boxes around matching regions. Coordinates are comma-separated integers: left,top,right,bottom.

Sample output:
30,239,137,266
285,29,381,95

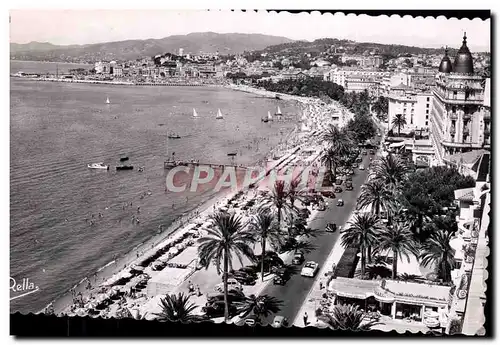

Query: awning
389,141,406,149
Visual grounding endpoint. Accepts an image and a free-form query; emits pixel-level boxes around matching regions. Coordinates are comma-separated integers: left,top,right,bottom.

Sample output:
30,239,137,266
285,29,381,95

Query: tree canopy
346,114,377,143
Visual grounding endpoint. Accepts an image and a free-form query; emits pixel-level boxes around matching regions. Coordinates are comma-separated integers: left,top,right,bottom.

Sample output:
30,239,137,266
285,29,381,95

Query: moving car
337,199,344,207
292,252,305,265
326,223,337,233
301,261,319,277
272,316,289,328
345,182,353,191
359,165,365,171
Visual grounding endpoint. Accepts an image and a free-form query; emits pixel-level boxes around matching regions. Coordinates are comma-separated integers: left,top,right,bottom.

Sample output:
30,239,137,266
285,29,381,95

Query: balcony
449,113,458,120
483,111,490,119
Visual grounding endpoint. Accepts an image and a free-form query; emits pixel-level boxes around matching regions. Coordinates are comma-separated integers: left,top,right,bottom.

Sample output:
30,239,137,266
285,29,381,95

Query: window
425,121,428,126
427,97,430,102
426,109,429,114
426,104,429,108
426,115,429,120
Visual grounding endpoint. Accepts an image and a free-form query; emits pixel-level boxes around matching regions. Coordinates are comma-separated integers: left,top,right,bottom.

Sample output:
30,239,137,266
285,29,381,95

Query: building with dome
430,33,489,166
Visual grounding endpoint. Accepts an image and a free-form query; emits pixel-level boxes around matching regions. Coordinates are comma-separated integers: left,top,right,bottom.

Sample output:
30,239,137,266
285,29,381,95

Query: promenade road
260,154,373,326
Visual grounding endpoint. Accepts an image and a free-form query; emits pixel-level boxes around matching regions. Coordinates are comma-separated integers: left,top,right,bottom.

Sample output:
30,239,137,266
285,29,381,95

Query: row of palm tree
341,151,456,282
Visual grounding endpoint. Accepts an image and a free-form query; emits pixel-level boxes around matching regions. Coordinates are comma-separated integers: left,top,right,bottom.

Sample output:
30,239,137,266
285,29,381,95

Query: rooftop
444,149,488,166
454,187,475,202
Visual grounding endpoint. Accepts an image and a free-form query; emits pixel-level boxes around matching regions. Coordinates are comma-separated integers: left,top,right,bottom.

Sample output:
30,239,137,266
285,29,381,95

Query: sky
9,10,491,52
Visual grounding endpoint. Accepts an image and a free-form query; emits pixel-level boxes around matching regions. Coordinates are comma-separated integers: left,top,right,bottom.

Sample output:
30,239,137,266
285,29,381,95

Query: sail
106,97,110,104
276,106,282,115
267,111,272,120
216,109,223,119
193,108,198,117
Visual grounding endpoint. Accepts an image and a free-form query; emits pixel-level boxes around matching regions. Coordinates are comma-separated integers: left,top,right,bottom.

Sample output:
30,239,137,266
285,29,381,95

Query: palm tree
320,147,341,183
154,293,204,323
357,179,395,217
260,180,296,232
420,230,456,282
371,153,408,191
322,124,352,157
340,213,381,278
249,210,283,281
198,212,256,322
235,294,283,322
319,304,379,331
288,177,306,209
374,222,420,279
391,114,407,136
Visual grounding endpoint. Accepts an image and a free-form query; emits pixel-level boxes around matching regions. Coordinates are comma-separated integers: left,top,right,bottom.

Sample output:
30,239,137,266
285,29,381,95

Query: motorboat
116,165,134,171
168,133,181,139
88,162,109,170
119,156,129,162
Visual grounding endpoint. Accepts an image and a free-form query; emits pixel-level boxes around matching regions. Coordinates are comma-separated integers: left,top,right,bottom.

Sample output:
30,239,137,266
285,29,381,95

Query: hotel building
430,34,488,165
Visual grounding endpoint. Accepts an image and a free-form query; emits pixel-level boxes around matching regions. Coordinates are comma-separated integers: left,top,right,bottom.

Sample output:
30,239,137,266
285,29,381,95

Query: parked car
202,301,238,319
326,223,337,232
206,290,245,306
345,175,352,182
292,252,305,265
317,202,326,211
272,315,289,328
214,278,242,293
244,315,261,327
363,151,368,155
301,261,319,277
355,157,363,163
347,170,355,175
337,199,344,207
273,268,291,285
230,271,257,285
320,190,336,198
369,149,376,155
359,165,365,171
335,186,343,193
335,178,343,185
352,163,358,168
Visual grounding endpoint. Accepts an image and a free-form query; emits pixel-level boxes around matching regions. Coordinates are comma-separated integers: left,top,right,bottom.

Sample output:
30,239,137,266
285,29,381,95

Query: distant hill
10,32,294,63
252,37,456,57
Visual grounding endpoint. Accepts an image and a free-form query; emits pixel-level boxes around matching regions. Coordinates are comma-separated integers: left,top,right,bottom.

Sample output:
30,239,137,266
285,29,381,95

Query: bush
315,308,323,317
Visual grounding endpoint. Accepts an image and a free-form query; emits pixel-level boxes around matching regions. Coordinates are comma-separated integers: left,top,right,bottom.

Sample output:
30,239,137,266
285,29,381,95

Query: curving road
260,153,374,326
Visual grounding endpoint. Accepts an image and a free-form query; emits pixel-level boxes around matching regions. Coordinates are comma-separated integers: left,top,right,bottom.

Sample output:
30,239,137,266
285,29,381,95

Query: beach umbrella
169,247,179,255
75,308,87,317
85,301,97,309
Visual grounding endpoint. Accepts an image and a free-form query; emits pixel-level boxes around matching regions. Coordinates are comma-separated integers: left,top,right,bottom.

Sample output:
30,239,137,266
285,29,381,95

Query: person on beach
303,312,309,326
137,207,140,214
197,285,202,297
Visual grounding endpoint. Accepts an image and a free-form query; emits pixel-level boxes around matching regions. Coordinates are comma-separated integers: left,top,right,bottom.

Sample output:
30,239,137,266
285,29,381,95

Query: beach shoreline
43,84,330,317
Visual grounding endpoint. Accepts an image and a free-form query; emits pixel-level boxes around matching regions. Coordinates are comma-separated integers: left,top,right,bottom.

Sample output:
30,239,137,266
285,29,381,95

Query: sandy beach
46,84,350,319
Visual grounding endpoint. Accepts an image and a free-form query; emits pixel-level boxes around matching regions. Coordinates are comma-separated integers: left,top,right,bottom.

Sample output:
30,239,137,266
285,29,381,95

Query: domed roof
438,47,453,73
453,33,474,75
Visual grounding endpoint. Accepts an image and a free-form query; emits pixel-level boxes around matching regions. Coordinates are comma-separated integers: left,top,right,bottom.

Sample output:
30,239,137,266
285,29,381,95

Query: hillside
10,32,294,63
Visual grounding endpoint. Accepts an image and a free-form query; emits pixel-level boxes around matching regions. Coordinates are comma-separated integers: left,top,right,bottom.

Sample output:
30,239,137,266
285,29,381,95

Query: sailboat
267,111,273,122
216,109,224,120
192,108,198,118
106,97,110,104
275,106,283,116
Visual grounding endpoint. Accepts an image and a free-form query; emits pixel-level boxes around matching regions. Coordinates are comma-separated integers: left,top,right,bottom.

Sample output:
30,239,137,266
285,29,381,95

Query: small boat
106,97,110,104
138,167,145,172
120,156,129,162
275,106,283,116
88,162,109,170
168,133,181,139
192,108,198,118
215,109,224,120
116,165,134,171
227,153,237,157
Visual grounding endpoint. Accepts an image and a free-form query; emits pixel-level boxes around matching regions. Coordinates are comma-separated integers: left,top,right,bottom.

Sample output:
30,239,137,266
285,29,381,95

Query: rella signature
10,277,40,301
